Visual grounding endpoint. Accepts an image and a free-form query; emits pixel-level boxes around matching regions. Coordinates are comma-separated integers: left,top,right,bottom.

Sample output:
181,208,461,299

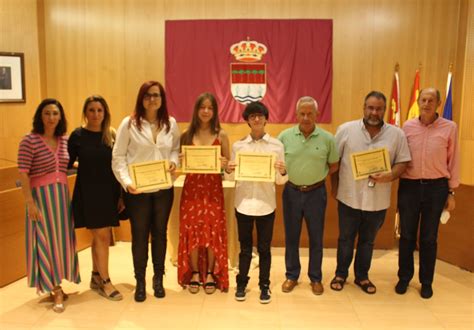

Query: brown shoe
281,279,298,293
311,281,324,295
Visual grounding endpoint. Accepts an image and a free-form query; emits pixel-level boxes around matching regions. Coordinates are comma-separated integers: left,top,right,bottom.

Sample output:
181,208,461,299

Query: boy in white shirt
226,102,288,303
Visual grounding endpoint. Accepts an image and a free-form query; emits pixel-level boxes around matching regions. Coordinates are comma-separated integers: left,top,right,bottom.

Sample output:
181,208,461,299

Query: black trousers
397,178,449,285
125,188,174,279
335,202,386,281
235,210,275,289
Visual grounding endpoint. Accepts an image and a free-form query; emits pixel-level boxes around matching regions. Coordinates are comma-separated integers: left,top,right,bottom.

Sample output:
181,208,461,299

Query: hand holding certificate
234,151,276,182
182,145,221,174
129,160,172,192
350,147,391,180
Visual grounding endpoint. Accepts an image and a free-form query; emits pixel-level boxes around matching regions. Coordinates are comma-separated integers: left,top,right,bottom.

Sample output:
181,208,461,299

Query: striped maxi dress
18,133,80,293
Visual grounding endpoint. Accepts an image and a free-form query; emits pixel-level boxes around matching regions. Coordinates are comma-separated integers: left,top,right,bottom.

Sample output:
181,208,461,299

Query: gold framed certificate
234,151,276,182
182,145,221,174
129,160,172,192
350,147,392,180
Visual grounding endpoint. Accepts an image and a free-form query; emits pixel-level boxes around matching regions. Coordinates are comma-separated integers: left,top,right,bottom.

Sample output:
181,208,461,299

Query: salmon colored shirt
401,115,460,189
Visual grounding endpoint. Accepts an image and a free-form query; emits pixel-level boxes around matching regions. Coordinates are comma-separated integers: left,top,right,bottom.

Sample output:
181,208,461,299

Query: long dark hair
32,98,67,136
181,92,221,146
82,95,114,147
130,80,170,133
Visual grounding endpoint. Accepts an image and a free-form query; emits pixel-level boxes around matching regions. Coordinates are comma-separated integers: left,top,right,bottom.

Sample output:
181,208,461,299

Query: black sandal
354,278,376,294
188,271,200,294
98,278,123,301
204,271,217,294
90,271,101,290
330,276,346,291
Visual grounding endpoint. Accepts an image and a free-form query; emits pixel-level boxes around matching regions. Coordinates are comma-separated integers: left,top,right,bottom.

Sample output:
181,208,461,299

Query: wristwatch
448,191,455,196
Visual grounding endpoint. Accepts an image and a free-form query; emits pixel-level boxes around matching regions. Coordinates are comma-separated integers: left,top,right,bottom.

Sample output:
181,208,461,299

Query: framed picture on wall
0,52,26,103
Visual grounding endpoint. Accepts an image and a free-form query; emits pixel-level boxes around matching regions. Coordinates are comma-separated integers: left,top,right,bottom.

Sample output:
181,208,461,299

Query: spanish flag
388,68,400,126
406,70,420,120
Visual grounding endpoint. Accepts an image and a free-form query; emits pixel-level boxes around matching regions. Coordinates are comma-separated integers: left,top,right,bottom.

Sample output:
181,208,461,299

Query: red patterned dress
178,139,229,291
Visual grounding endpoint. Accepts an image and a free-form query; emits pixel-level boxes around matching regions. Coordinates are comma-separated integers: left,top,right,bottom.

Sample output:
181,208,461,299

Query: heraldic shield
230,63,266,104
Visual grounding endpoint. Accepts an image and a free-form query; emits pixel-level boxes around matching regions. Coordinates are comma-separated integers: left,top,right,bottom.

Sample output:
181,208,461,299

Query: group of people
17,80,459,313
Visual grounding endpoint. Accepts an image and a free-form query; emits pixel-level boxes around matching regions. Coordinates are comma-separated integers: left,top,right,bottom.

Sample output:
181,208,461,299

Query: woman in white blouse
112,81,180,302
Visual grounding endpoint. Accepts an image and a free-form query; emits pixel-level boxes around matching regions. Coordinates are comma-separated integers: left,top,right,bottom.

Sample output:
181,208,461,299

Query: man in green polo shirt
278,96,339,295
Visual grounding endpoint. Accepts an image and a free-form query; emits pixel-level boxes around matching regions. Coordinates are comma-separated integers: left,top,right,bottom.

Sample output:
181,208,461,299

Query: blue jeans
397,178,449,285
282,184,327,282
335,202,386,281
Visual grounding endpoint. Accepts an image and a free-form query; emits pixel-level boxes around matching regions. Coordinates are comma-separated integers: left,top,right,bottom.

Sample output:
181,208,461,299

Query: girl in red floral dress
178,92,230,293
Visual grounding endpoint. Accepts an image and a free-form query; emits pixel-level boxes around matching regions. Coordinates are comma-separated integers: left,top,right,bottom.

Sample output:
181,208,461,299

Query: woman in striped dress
18,98,80,313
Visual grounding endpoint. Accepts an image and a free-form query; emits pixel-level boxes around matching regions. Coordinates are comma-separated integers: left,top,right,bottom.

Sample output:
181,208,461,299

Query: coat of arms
229,38,267,104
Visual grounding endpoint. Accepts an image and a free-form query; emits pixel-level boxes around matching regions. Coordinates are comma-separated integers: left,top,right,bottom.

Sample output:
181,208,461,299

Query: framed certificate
234,151,276,182
182,145,221,174
350,147,392,180
129,160,172,192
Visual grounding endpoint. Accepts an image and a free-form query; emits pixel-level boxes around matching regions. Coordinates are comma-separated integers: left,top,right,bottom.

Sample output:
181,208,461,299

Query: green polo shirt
278,125,339,185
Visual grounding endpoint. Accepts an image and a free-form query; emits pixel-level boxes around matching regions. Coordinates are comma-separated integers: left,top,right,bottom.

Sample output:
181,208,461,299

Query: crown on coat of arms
230,38,267,62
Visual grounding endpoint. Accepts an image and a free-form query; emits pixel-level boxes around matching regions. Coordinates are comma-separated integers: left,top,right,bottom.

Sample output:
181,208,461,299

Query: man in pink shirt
395,87,460,299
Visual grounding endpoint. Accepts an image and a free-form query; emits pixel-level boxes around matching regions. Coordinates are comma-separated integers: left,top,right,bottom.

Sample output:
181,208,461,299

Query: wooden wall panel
123,0,165,123
36,0,467,132
459,0,473,184
1,0,471,179
0,166,20,191
0,0,43,167
438,184,474,271
0,0,472,273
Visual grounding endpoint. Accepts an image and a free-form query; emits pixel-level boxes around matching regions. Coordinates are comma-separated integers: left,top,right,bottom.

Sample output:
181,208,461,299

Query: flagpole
446,62,453,97
395,65,400,127
443,63,453,120
393,61,401,238
388,63,400,126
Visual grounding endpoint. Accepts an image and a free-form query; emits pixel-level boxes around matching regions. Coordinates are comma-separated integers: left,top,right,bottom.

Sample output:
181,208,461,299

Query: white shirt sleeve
112,117,133,190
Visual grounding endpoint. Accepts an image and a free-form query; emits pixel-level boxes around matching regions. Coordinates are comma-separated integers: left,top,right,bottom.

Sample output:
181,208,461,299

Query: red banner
165,19,333,123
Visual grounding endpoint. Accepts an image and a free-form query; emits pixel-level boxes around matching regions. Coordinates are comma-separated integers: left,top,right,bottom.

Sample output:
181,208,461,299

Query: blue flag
443,72,453,120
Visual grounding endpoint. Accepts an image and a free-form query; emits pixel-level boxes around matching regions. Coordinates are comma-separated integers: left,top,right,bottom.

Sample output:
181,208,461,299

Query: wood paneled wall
0,0,472,184
438,184,474,271
0,0,44,167
0,0,472,273
459,0,474,184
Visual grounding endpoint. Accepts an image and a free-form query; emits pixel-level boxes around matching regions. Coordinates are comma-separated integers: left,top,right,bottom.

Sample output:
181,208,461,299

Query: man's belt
286,180,325,192
401,178,447,184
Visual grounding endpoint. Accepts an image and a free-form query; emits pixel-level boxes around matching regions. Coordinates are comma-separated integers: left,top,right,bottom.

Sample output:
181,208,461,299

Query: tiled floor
0,243,472,329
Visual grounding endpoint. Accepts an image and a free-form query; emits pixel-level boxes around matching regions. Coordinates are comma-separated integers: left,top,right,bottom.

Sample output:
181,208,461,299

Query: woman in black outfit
68,95,123,301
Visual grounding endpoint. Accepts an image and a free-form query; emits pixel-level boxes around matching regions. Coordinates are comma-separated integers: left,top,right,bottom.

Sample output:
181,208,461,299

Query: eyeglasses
248,113,266,120
144,93,161,100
